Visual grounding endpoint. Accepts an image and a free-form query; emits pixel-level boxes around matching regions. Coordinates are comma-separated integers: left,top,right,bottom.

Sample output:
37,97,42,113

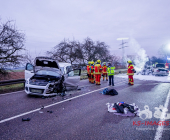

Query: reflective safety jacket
94,64,102,74
87,65,90,74
102,65,107,74
90,65,94,75
107,66,115,76
127,64,134,75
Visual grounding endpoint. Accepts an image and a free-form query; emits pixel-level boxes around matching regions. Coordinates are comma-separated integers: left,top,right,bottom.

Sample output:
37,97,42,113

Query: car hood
29,69,62,86
34,56,60,69
34,66,62,74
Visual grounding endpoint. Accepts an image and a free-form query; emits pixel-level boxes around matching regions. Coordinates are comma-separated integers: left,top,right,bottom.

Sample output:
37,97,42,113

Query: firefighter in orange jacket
94,60,102,85
87,61,91,82
127,60,135,85
90,61,95,83
102,62,108,81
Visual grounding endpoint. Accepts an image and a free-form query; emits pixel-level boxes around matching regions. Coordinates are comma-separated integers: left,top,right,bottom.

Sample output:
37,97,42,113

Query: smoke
125,38,148,71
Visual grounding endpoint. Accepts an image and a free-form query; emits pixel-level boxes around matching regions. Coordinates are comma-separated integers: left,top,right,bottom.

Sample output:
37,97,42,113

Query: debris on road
106,102,140,117
42,96,46,99
101,88,118,96
47,111,53,113
22,118,31,121
41,106,44,109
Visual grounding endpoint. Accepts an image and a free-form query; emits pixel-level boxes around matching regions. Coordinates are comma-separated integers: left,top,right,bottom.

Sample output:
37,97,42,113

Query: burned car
136,66,153,75
25,57,81,96
152,63,169,76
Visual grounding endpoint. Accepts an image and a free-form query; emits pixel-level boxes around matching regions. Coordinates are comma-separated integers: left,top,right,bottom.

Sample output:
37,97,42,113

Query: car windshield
36,70,60,77
156,64,165,68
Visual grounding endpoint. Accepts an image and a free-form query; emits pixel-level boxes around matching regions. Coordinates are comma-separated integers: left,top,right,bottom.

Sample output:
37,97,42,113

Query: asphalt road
0,75,170,140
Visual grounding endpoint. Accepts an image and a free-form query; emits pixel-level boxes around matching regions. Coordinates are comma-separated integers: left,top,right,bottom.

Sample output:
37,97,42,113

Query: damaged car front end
25,68,64,96
25,57,80,97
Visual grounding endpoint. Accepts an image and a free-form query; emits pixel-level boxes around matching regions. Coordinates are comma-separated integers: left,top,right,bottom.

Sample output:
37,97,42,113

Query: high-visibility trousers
88,74,91,82
95,74,101,85
91,74,95,83
128,75,134,85
103,73,108,81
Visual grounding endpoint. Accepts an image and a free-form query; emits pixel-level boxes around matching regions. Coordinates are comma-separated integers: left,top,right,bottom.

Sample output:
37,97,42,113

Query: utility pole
117,38,129,65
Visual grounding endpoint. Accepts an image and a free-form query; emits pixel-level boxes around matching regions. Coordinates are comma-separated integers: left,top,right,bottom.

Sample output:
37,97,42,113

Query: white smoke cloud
124,38,148,71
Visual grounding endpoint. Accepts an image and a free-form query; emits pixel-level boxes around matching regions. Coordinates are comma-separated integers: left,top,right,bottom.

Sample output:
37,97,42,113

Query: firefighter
102,62,108,81
107,62,115,86
90,61,95,83
94,61,97,83
94,60,102,85
127,60,135,85
87,61,91,82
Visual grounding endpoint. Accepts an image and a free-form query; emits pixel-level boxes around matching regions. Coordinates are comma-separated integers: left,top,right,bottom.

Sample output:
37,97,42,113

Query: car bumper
25,84,58,96
153,72,169,76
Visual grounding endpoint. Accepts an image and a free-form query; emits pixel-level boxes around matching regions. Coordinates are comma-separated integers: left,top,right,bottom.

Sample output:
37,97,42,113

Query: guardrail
0,79,25,86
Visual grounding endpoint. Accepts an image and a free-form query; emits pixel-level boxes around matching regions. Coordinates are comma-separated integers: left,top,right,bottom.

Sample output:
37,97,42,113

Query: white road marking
0,80,127,124
0,90,24,96
154,89,170,140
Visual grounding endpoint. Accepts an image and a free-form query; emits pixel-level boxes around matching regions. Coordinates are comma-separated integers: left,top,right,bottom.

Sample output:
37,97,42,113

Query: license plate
30,89,43,93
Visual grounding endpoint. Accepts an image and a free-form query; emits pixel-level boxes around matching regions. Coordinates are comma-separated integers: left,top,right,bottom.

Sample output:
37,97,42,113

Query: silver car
153,63,169,76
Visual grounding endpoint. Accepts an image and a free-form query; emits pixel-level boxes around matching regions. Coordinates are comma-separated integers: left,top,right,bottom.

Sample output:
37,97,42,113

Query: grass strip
0,83,24,94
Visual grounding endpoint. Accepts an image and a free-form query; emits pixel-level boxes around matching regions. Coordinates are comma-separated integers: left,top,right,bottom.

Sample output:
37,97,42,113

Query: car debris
39,111,44,113
22,118,31,121
41,106,44,109
47,111,53,113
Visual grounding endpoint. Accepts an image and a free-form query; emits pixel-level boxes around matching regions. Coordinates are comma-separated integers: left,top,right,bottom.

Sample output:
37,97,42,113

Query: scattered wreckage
25,57,81,96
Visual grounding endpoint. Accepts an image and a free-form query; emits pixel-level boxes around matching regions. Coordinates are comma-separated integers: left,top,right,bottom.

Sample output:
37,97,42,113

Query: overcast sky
1,0,170,58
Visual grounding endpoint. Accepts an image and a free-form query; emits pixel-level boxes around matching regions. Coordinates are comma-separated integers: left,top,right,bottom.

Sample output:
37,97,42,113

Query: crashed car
25,57,81,96
152,63,169,76
136,66,153,75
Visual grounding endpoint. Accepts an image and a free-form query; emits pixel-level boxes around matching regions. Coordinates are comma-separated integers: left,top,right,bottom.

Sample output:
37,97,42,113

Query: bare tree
0,19,25,79
22,50,35,65
47,39,82,64
47,37,119,67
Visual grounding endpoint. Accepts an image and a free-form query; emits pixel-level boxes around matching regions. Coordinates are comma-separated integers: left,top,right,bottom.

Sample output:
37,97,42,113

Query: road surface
0,74,170,140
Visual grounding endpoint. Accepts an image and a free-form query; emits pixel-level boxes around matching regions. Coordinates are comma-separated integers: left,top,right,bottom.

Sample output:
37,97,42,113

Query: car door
25,63,34,80
64,66,81,87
